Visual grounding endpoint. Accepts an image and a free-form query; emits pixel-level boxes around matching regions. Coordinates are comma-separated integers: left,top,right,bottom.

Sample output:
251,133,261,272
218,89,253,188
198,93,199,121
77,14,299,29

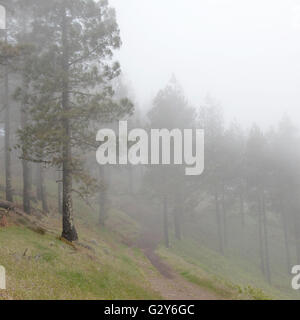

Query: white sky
110,0,300,128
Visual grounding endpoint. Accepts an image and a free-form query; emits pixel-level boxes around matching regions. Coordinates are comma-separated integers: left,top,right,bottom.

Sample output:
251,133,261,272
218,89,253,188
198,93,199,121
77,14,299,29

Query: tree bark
21,87,31,214
57,170,62,215
221,183,228,249
173,210,181,240
279,198,291,274
20,13,32,214
261,191,271,283
61,6,78,242
215,187,224,254
257,191,265,277
4,32,13,203
238,189,245,253
22,154,31,214
34,164,42,201
38,164,49,213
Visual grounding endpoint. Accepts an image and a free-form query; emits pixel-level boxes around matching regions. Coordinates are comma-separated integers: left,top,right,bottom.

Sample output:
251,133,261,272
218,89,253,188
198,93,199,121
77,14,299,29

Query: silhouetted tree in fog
147,76,195,243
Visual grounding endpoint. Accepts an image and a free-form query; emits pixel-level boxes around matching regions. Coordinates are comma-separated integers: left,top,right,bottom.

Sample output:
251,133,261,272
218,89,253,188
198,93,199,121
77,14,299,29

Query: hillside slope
0,180,285,300
0,203,159,300
0,195,224,300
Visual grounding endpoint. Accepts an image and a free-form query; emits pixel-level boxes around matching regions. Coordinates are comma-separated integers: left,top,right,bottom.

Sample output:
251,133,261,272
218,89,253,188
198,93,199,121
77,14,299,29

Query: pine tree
18,0,133,241
147,76,195,242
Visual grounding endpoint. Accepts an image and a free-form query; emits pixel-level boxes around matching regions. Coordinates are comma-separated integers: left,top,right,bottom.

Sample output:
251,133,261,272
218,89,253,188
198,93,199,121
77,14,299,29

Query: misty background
1,0,300,300
111,0,300,128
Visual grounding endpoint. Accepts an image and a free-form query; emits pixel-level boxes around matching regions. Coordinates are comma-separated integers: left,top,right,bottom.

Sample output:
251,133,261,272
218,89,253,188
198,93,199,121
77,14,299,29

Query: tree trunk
239,189,245,253
257,192,265,277
4,34,13,203
173,209,181,241
21,87,31,214
34,164,42,200
22,158,31,214
261,191,271,283
279,197,291,274
20,15,32,214
163,195,169,248
38,164,49,213
57,170,62,215
215,188,224,254
221,183,228,249
61,6,78,242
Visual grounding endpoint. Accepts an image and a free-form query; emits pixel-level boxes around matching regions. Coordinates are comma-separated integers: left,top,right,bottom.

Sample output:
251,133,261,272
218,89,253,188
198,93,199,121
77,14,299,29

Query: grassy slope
151,196,300,300
157,239,272,300
1,174,299,300
0,174,162,300
157,231,300,300
0,212,162,300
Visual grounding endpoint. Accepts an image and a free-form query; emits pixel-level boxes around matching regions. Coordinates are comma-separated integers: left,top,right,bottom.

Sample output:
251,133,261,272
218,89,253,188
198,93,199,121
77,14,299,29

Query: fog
1,0,300,301
111,0,300,128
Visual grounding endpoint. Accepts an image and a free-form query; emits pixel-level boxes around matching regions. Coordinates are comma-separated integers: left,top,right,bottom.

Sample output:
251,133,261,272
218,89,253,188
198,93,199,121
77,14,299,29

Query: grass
0,223,162,300
180,271,234,298
157,235,300,300
1,172,298,300
157,242,247,299
0,171,162,301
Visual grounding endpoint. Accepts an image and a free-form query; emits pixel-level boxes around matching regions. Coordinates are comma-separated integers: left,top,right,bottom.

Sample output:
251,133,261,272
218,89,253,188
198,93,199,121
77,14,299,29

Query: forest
0,0,300,300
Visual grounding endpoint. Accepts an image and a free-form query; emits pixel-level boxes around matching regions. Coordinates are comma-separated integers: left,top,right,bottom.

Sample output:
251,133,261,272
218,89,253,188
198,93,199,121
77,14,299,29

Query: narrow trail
134,225,219,300
135,230,173,279
119,199,220,300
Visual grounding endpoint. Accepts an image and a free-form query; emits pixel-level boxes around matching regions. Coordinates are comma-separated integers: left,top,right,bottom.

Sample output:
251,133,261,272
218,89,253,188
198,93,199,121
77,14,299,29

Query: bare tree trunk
21,86,31,214
34,164,42,200
38,164,49,213
173,210,181,240
22,156,31,213
238,189,245,253
163,195,169,248
279,197,291,274
261,191,271,283
257,192,265,277
215,187,224,254
57,170,62,215
4,34,13,203
61,6,78,242
221,183,228,249
19,15,32,214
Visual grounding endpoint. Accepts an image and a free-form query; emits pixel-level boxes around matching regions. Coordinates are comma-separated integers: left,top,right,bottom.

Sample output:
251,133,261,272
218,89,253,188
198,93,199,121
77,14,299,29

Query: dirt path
119,198,220,300
135,227,219,300
141,262,219,300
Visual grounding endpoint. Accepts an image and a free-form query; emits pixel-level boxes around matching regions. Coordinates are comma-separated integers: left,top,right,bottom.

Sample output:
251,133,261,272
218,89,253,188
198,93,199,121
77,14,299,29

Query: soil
135,225,220,300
